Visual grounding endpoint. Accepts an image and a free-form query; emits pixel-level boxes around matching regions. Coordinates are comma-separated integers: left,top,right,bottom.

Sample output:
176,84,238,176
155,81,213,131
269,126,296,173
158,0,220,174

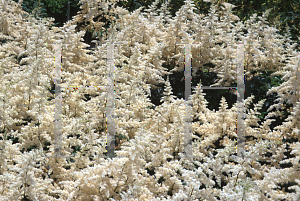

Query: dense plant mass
0,0,300,200
11,0,300,115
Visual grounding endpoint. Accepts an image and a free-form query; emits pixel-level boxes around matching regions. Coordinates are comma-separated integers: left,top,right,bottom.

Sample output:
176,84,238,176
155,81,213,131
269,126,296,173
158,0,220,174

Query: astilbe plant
0,0,300,200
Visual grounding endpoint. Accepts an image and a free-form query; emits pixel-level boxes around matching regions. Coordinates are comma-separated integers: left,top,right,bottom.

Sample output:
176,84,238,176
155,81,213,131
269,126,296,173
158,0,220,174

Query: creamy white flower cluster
0,0,299,200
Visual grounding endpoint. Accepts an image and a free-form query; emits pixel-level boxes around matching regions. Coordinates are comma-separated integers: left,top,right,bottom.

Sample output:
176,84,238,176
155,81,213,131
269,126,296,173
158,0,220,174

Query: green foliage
71,145,81,155
43,0,69,14
115,134,129,141
246,70,293,130
26,145,37,152
167,0,185,17
15,0,48,18
232,0,299,48
116,0,160,13
13,0,80,26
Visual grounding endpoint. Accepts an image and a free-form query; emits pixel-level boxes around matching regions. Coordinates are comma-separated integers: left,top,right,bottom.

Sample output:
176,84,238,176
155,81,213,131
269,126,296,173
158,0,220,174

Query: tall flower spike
160,75,176,104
